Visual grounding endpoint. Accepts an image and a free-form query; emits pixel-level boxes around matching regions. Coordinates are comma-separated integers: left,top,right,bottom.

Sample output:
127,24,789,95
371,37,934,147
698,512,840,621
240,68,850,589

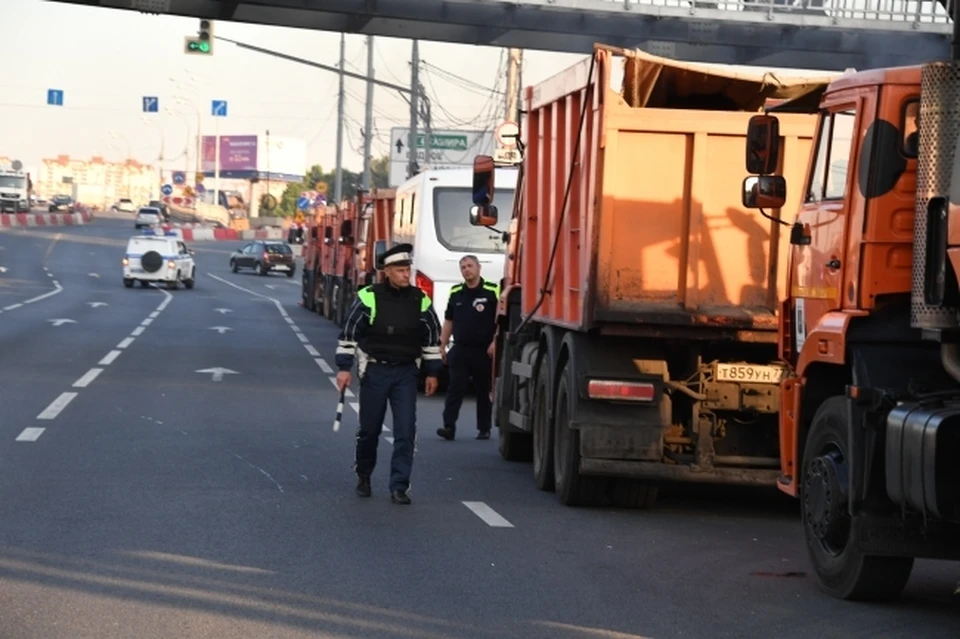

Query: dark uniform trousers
442,345,492,433
356,361,419,492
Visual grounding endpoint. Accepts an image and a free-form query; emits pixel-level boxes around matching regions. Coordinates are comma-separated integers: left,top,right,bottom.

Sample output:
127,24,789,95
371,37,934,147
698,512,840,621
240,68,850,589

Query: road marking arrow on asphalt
208,326,233,334
87,302,108,308
48,318,76,327
214,308,232,314
264,285,278,290
196,367,238,382
0,266,7,273
88,273,100,279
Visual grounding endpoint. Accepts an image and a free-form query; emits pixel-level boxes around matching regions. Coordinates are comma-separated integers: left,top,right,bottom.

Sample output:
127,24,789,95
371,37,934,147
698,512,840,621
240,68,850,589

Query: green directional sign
414,133,468,151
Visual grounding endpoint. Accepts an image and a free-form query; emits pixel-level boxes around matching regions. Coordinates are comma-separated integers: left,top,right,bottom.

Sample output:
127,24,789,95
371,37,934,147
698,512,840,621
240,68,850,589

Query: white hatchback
123,232,196,290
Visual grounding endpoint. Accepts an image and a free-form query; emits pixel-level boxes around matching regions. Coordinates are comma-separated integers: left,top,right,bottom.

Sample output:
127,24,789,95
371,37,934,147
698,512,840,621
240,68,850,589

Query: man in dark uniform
335,243,443,505
437,254,500,441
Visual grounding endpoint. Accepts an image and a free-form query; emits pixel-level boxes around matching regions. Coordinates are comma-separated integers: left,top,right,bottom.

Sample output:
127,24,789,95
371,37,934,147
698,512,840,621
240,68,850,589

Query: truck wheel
553,362,609,506
801,396,914,601
531,363,555,491
499,425,533,462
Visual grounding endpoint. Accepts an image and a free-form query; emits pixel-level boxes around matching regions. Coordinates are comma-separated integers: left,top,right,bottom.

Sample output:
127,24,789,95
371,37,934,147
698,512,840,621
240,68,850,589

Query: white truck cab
123,231,196,290
0,168,30,213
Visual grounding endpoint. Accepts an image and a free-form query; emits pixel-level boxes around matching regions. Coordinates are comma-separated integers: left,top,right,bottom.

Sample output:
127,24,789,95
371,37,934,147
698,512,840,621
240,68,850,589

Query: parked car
229,240,296,277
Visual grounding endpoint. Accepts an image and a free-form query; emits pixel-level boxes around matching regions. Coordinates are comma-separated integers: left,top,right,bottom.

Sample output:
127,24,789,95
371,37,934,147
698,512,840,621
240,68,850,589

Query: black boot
356,476,371,498
390,490,411,505
476,430,491,440
437,427,455,441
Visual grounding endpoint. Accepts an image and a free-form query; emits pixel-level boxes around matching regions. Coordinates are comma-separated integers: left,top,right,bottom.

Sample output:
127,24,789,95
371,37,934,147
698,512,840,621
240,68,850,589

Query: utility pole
505,48,523,122
334,32,346,204
420,85,432,171
408,40,419,180
362,35,375,191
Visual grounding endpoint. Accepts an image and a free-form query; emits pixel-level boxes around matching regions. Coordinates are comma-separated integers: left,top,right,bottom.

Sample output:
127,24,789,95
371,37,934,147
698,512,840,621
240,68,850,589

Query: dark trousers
355,362,419,492
442,345,492,433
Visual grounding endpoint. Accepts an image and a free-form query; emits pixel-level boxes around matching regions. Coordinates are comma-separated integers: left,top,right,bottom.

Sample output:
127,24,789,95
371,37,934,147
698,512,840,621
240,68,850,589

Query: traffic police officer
437,255,499,441
335,243,443,505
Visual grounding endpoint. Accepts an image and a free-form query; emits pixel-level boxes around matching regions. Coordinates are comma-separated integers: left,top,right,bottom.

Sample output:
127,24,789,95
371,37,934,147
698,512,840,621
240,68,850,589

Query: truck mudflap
885,398,960,522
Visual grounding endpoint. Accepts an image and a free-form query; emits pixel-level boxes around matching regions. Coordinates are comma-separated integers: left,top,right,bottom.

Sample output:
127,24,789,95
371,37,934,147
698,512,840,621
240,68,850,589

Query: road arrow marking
48,318,76,327
196,367,239,382
264,284,278,290
87,301,108,308
0,266,7,273
213,308,232,314
88,272,100,279
209,326,233,334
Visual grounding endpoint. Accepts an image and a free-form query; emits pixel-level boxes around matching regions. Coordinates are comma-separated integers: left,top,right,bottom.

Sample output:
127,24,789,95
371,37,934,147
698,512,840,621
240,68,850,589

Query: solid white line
37,392,78,420
305,345,320,357
326,376,355,397
3,303,22,310
22,280,63,305
315,357,332,373
73,368,103,388
462,501,515,528
117,337,134,349
131,326,145,336
16,427,45,442
99,350,122,365
141,318,153,326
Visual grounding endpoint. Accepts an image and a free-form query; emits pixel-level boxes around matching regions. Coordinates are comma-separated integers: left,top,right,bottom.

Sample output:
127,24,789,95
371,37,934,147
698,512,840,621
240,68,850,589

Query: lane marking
296,332,309,343
305,344,320,357
3,303,22,311
141,318,153,326
131,326,145,336
100,350,122,365
16,427,45,442
284,317,295,325
117,337,134,349
149,311,160,319
315,357,332,373
462,502,515,528
73,368,103,388
37,392,78,420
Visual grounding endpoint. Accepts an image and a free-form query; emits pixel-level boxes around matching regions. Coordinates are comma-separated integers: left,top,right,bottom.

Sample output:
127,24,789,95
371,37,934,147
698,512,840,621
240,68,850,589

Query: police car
122,230,196,290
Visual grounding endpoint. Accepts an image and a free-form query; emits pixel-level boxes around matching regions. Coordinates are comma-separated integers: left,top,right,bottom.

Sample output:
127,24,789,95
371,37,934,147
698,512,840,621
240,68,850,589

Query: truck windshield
0,176,25,189
433,186,514,253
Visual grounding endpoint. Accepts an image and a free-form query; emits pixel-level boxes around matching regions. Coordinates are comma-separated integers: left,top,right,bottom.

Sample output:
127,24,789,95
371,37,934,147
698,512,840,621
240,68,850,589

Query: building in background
27,155,158,210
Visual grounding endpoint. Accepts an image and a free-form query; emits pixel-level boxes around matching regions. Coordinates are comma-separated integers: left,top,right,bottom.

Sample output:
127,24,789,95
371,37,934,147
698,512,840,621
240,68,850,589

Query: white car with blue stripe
123,230,196,290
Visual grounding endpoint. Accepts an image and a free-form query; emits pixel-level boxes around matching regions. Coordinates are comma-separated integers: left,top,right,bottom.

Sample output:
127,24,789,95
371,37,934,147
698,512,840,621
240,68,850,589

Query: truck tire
531,363,555,491
553,362,608,507
496,366,533,462
141,251,163,273
801,396,915,601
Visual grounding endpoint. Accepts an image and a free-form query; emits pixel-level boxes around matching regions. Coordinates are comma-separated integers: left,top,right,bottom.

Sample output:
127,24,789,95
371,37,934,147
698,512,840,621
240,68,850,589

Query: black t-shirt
445,278,498,347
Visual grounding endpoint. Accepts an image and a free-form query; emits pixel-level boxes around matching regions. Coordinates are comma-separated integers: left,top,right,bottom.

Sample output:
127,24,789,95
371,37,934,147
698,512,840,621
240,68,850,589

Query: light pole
164,107,192,181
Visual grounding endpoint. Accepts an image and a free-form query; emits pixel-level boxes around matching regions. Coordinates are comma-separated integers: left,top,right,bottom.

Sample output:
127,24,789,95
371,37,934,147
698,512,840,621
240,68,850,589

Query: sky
0,0,588,176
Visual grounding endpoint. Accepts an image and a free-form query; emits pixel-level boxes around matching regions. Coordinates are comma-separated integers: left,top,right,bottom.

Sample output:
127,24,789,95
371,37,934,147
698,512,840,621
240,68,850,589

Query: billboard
201,135,258,173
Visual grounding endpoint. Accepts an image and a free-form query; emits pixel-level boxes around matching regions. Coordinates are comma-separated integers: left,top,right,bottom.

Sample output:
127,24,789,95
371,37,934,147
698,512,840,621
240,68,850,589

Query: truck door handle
826,259,841,270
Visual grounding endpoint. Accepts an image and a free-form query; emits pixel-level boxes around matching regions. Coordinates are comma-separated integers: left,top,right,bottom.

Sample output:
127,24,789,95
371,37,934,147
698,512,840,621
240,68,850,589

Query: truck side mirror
746,115,781,174
472,155,496,205
470,204,499,227
339,219,354,245
742,175,787,209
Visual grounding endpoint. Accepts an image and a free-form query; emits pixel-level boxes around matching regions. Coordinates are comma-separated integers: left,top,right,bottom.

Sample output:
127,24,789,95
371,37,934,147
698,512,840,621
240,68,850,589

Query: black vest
363,283,423,363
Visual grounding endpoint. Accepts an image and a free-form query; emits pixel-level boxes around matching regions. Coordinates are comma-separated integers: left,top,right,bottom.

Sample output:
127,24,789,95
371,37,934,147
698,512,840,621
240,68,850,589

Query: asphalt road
0,218,956,639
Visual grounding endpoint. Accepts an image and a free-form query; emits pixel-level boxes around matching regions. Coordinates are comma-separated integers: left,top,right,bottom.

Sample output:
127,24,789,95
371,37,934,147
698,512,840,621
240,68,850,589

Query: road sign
142,96,159,113
196,183,206,195
297,195,312,210
161,184,173,196
211,100,228,117
493,148,523,166
388,127,494,187
47,89,63,106
496,121,519,149
315,181,328,194
172,171,186,185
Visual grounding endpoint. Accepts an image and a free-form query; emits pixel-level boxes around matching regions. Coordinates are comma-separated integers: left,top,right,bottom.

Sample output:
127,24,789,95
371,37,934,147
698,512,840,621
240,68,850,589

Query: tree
276,164,365,217
370,155,390,189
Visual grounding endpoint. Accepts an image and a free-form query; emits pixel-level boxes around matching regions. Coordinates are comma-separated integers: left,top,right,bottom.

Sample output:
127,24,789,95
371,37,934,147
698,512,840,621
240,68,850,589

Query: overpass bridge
49,0,953,70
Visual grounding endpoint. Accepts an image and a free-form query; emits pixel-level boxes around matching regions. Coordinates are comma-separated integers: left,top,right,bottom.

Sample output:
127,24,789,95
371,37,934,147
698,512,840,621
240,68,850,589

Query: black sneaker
476,430,491,440
436,427,455,441
390,490,411,505
356,476,371,498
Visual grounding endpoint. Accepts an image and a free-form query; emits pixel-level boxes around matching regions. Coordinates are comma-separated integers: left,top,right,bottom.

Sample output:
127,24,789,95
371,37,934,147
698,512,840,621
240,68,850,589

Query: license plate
715,363,785,384
273,264,289,270
129,268,144,273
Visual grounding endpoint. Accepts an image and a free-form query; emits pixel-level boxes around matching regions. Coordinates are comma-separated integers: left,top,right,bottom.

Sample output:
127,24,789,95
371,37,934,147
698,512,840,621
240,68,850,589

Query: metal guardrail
600,0,955,28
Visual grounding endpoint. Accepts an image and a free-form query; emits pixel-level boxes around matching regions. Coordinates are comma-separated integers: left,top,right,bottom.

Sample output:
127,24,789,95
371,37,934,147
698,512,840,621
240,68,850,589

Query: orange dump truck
349,188,397,290
471,46,836,508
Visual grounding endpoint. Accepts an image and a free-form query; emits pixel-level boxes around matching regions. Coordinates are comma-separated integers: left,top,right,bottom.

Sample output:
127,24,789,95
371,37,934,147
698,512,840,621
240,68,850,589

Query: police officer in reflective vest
437,255,500,441
335,243,443,505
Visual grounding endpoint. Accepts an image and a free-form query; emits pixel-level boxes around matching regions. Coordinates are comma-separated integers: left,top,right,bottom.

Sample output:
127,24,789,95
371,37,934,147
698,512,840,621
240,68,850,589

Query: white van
391,167,517,327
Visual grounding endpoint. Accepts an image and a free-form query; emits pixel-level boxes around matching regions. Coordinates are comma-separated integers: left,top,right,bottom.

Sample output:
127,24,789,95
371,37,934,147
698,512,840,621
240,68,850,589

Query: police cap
378,243,414,269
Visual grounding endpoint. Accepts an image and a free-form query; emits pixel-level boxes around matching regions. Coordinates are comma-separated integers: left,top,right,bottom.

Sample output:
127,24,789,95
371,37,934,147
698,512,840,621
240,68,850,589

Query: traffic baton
332,387,346,432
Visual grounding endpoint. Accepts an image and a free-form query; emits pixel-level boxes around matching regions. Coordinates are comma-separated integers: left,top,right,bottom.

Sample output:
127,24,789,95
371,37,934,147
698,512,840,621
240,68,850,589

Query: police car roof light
164,231,178,237
141,229,157,235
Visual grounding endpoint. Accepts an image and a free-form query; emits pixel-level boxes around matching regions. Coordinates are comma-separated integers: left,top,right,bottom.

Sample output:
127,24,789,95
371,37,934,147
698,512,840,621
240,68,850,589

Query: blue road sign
47,89,63,106
161,184,173,196
142,96,159,113
297,195,311,210
172,171,186,185
211,100,228,117
314,193,327,205
196,183,206,195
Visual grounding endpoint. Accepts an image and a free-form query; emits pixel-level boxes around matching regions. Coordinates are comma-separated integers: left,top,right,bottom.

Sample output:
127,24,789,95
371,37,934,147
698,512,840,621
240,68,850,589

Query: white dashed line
72,368,103,388
117,337,134,349
462,502,515,528
141,318,153,326
37,392,78,420
296,332,309,343
1,274,64,314
99,350,122,366
3,303,22,311
149,311,160,319
16,427,45,442
327,375,355,397
315,357,332,373
305,344,320,357
131,326,145,336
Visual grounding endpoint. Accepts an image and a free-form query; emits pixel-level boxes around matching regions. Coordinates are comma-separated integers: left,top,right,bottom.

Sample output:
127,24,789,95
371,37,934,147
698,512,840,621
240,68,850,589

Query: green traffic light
187,39,211,53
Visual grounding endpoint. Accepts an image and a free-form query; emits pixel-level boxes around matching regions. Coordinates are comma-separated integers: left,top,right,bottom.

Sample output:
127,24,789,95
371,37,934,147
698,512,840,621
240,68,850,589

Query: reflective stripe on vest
357,285,431,324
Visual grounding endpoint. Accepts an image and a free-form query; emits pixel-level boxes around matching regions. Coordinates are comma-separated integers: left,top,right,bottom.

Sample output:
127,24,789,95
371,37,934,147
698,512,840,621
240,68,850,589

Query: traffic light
184,19,214,55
